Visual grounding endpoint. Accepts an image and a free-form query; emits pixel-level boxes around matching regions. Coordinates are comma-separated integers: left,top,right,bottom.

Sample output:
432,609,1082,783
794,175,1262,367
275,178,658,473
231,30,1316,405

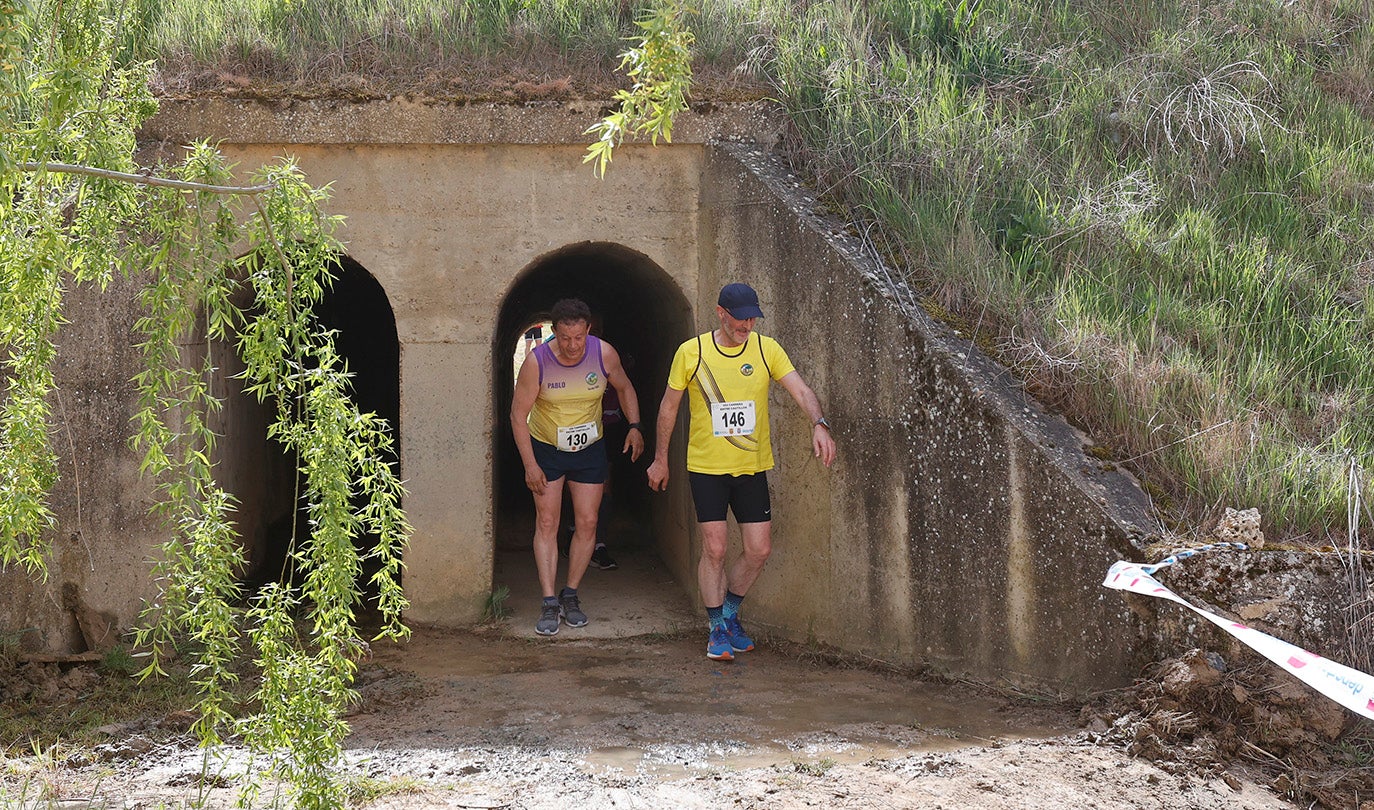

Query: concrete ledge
143,97,787,146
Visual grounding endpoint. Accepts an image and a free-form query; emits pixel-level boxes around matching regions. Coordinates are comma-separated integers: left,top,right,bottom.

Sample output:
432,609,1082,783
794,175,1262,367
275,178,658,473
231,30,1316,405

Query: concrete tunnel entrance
224,255,400,598
491,242,694,606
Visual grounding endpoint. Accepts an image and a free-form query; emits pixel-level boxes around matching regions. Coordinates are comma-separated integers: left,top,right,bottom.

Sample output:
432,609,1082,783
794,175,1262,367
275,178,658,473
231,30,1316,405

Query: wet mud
1,626,1299,809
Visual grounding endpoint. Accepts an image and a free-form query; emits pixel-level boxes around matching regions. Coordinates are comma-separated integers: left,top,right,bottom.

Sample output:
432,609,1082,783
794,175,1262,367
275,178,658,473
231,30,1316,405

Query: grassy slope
135,0,1374,544
756,0,1374,542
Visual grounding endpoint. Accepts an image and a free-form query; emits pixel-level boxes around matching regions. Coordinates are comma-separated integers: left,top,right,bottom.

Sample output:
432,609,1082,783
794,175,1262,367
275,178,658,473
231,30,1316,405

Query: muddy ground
0,625,1306,810
4,547,1370,808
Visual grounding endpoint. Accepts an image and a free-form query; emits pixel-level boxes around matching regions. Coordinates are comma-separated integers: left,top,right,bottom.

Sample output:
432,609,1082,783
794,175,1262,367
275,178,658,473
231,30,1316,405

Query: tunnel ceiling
495,241,690,361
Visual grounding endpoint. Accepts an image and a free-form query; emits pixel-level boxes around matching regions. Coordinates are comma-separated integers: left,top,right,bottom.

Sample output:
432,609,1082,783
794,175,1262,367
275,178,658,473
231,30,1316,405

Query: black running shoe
589,545,619,570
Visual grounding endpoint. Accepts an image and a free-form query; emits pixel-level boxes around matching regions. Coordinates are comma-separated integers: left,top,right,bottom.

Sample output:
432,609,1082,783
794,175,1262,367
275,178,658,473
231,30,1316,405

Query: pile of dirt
1082,648,1374,809
0,658,99,705
150,54,769,105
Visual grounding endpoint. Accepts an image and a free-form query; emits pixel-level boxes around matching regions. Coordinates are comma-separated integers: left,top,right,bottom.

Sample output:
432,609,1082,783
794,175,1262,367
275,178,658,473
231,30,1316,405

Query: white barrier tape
1136,542,1249,576
1104,560,1374,720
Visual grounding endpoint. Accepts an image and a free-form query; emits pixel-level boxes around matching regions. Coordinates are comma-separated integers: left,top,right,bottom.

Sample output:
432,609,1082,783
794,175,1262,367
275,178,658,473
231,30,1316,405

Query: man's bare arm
646,386,685,491
778,371,836,467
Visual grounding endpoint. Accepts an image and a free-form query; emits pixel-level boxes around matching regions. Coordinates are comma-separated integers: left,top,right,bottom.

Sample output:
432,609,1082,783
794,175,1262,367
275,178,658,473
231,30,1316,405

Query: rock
61,581,120,652
1076,710,1110,735
33,679,60,702
1213,507,1264,548
1271,676,1311,705
157,709,197,732
1266,672,1347,738
94,721,138,737
1301,694,1347,741
1236,597,1287,621
1160,650,1224,698
59,666,98,692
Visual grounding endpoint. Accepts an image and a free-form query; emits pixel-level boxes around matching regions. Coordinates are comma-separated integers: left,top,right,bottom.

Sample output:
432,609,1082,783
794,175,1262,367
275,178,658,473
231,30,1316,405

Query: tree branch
17,161,274,194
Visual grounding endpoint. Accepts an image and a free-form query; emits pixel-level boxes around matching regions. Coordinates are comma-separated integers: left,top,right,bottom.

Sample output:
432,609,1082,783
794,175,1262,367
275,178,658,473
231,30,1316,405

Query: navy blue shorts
688,472,771,524
532,438,608,485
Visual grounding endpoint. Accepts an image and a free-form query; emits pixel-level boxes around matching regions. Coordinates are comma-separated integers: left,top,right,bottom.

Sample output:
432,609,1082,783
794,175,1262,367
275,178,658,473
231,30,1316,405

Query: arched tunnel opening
222,255,400,600
492,242,693,597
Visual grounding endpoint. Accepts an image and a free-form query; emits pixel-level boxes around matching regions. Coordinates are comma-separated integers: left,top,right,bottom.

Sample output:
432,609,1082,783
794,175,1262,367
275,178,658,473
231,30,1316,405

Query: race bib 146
710,400,756,437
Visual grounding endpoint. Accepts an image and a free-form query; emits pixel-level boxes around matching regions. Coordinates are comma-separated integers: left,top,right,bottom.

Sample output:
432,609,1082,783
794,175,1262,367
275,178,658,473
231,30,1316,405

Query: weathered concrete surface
0,275,161,655
134,100,752,629
7,98,1167,693
219,142,706,625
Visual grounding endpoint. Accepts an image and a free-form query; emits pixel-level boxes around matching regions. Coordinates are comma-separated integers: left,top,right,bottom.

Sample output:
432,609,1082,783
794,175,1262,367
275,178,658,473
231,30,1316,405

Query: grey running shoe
535,602,560,636
559,591,588,627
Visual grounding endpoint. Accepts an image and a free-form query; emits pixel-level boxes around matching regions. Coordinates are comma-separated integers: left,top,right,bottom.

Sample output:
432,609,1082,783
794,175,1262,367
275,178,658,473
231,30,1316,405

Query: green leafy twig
584,0,696,178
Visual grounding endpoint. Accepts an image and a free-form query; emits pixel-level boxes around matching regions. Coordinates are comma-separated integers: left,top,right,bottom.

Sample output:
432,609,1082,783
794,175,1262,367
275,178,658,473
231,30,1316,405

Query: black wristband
627,422,643,432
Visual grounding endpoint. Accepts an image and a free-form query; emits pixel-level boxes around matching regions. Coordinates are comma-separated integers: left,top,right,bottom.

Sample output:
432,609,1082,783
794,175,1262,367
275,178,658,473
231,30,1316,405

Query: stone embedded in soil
1161,649,1225,697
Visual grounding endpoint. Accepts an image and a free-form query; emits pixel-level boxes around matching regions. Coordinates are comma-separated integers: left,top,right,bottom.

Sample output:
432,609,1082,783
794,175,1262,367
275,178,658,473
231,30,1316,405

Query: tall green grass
133,0,1373,542
758,0,1374,540
130,0,762,82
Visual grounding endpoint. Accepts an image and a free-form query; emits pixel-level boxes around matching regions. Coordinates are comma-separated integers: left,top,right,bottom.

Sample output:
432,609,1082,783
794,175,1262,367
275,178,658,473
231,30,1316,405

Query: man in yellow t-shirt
647,283,836,661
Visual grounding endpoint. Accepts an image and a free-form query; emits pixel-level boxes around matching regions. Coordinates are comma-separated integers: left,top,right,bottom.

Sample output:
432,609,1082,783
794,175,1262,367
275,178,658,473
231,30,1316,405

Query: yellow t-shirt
527,336,607,450
667,331,795,475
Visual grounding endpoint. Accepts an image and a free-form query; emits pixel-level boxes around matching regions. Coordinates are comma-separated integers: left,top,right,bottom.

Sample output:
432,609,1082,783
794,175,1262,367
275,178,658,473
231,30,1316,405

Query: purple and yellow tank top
528,335,608,451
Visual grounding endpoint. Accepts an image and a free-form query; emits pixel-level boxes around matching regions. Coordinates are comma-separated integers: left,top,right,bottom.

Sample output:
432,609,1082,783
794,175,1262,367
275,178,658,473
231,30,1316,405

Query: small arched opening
219,255,400,599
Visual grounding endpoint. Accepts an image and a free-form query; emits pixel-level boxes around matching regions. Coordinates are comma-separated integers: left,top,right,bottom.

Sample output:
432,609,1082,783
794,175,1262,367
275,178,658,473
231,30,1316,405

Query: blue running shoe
706,625,734,661
724,616,755,652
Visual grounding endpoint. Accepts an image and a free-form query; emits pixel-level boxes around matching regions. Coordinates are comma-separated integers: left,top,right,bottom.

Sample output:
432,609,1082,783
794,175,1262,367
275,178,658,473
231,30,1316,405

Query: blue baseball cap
718,283,765,319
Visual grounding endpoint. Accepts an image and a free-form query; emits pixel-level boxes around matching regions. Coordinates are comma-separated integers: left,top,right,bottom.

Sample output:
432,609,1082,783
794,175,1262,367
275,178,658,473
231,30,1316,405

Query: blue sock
723,590,745,620
559,587,577,600
543,596,558,608
706,605,725,630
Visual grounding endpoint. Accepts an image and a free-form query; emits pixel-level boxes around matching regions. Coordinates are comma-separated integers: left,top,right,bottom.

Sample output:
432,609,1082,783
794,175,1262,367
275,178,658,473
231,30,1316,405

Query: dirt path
341,628,1292,810
3,626,1295,809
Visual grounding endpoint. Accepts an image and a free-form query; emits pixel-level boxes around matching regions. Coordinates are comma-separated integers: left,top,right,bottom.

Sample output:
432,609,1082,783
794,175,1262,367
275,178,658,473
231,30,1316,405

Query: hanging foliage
0,1,409,807
584,0,696,177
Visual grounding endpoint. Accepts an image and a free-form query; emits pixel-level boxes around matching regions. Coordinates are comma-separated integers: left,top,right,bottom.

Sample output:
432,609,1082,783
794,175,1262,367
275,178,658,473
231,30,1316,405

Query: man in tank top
647,283,836,660
511,298,644,636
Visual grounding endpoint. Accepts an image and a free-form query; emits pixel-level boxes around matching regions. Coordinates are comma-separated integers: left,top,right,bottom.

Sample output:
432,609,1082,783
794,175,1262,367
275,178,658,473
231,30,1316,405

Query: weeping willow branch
5,3,410,806
584,0,696,177
17,160,275,194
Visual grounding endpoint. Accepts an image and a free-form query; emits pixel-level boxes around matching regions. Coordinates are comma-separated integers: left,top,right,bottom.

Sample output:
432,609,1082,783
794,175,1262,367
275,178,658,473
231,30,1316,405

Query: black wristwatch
814,417,831,430
627,422,643,432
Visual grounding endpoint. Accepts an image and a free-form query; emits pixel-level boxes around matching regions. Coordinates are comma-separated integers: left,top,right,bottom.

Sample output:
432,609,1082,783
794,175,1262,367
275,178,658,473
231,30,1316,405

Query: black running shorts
688,471,771,524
